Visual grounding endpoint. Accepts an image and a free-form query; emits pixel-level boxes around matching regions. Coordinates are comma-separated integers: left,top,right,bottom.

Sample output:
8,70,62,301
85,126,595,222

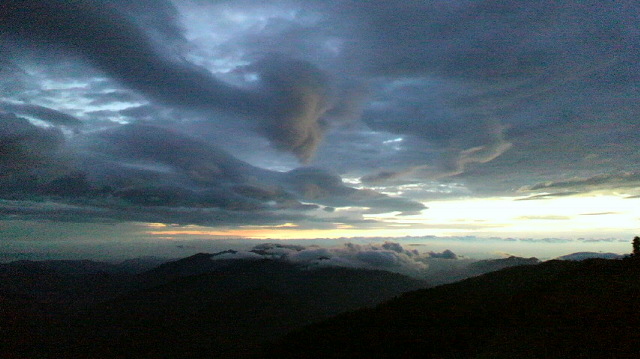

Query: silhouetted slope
0,257,172,308
557,252,624,261
0,260,137,307
134,252,240,287
266,258,640,358
425,256,541,285
0,257,167,358
20,258,426,358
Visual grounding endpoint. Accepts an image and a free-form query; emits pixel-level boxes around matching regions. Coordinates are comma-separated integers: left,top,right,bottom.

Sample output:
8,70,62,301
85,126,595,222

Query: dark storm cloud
0,198,307,226
1,0,337,161
360,171,400,185
283,167,426,214
2,0,638,230
86,90,140,106
104,0,185,44
80,126,356,211
360,166,428,185
1,0,250,110
361,77,513,178
0,120,424,225
333,0,638,83
308,0,639,182
0,102,83,127
0,58,25,73
250,56,332,161
520,172,640,197
0,112,65,176
81,124,259,185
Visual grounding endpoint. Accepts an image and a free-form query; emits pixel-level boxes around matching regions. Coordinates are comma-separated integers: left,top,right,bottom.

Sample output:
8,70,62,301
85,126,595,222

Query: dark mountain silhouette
114,256,173,274
0,260,129,306
265,258,640,358
0,257,172,306
423,256,541,286
466,256,541,273
2,255,426,358
556,251,625,261
7,251,636,358
75,259,426,358
135,252,243,287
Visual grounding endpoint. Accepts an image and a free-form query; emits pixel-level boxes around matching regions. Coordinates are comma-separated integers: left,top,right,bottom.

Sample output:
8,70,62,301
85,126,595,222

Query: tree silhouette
633,236,640,258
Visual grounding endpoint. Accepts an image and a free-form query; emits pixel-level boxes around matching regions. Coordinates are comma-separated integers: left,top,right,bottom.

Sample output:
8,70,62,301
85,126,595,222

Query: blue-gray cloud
1,0,638,230
0,120,424,225
0,102,83,127
518,172,640,198
0,112,65,178
1,0,345,161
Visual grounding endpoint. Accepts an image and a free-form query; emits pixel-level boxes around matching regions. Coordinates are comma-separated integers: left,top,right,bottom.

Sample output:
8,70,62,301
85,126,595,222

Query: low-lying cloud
206,241,538,283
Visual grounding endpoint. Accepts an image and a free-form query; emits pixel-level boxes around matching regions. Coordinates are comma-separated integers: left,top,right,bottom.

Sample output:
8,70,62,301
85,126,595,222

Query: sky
1,0,639,260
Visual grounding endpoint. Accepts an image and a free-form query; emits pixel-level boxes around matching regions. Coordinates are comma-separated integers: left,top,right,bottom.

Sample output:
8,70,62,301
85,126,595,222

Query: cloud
1,0,339,161
238,241,430,278
2,0,246,110
360,165,430,185
0,102,83,127
283,167,426,214
0,112,65,178
104,0,185,45
306,0,638,183
579,212,619,216
0,198,307,226
2,0,639,230
204,241,544,283
515,215,572,221
556,252,624,261
515,192,583,201
252,56,332,162
428,250,458,260
519,172,640,197
0,120,424,225
210,249,264,261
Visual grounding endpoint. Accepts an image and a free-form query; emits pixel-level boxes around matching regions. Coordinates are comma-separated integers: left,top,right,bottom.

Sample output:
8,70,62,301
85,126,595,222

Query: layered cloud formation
212,242,449,279
0,121,424,225
205,241,542,283
1,0,639,230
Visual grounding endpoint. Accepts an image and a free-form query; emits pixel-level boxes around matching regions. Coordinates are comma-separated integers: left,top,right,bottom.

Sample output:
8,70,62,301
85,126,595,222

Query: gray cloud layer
519,172,640,198
1,0,342,161
0,117,424,225
1,0,639,228
207,241,540,283
0,102,83,127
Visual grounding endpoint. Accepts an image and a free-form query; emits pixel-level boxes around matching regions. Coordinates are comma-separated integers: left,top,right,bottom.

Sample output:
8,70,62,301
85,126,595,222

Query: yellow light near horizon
144,195,640,241
384,195,640,238
145,223,168,228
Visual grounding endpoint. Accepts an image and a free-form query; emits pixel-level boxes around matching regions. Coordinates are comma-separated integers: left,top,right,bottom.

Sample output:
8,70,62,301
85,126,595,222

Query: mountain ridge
264,258,640,358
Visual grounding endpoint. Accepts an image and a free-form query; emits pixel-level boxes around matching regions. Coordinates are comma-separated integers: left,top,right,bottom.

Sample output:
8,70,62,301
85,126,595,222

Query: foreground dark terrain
265,258,640,358
0,254,426,358
3,253,639,358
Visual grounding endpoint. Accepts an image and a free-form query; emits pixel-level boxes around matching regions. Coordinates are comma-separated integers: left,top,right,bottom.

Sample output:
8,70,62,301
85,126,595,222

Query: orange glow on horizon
143,195,640,240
